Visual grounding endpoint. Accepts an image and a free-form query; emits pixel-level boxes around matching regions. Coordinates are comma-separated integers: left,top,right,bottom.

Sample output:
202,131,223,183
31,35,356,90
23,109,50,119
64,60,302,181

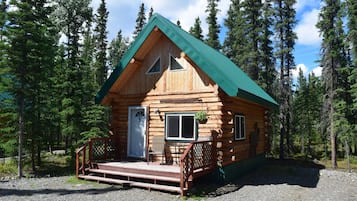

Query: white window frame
146,56,161,75
165,113,196,141
169,54,185,71
234,114,246,140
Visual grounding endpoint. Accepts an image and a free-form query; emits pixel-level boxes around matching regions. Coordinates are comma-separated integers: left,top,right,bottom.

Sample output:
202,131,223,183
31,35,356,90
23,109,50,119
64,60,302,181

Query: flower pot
197,118,208,124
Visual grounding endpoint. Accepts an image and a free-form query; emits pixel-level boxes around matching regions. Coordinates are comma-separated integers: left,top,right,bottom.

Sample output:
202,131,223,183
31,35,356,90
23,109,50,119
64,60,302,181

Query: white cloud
91,0,230,41
311,66,322,77
292,63,308,79
295,9,321,46
295,0,320,13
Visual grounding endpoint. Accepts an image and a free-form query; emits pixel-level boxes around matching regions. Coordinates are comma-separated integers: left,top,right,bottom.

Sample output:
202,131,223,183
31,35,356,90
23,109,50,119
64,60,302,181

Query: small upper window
147,58,161,74
234,114,245,140
169,55,184,71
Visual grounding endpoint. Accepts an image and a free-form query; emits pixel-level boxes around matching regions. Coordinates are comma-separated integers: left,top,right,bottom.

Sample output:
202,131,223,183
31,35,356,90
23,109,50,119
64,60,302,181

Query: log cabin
76,13,278,196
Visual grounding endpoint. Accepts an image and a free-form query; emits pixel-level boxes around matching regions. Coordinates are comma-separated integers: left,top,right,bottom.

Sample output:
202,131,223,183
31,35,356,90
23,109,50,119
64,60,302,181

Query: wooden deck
78,161,182,193
76,137,216,196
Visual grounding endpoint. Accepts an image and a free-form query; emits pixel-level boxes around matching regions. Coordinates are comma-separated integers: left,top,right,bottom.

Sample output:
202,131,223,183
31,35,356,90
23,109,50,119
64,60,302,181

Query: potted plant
195,111,208,124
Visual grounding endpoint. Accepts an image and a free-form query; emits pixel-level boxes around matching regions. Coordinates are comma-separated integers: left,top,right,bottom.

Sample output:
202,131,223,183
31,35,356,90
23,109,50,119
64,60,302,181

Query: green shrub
0,159,17,177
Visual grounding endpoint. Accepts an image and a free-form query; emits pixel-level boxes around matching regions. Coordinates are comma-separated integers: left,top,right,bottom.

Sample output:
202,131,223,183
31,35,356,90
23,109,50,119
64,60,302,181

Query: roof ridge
95,13,278,109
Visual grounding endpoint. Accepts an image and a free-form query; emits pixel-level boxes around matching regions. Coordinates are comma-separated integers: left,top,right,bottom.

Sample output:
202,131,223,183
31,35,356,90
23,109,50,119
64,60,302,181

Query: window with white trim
165,113,196,141
169,55,184,71
146,57,161,74
234,114,245,140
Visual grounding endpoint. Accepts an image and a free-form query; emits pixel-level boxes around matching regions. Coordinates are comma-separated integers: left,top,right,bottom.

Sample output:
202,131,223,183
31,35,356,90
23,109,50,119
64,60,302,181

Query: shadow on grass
0,185,127,197
189,158,325,197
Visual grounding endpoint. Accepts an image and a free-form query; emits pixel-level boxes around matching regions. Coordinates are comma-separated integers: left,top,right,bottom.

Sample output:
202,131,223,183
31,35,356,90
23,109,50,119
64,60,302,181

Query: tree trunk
37,141,41,166
279,126,284,160
324,135,328,159
31,140,35,171
345,140,350,173
330,103,337,169
301,134,305,155
18,95,24,178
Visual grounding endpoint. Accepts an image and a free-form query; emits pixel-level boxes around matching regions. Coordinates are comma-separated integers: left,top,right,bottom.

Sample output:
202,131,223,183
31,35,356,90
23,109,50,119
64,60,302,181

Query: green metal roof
96,13,278,109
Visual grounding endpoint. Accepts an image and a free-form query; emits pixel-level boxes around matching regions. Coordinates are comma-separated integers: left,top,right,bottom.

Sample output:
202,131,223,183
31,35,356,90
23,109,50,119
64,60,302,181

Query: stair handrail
179,140,216,196
76,136,119,178
76,142,89,177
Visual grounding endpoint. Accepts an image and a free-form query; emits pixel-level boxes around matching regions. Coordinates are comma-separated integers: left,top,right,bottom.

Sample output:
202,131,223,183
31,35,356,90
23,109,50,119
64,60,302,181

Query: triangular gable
96,13,278,109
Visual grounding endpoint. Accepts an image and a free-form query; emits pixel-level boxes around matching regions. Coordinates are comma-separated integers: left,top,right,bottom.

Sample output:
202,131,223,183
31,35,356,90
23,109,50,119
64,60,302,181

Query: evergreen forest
0,0,356,177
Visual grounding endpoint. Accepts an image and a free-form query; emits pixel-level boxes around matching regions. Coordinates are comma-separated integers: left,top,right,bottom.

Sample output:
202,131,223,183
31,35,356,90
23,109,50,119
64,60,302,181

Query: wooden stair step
130,182,181,193
89,168,180,183
78,174,181,194
78,175,131,185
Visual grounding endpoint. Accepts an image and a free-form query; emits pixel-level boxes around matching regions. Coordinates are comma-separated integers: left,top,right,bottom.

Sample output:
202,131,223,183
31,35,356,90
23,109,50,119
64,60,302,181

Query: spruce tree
176,20,181,28
223,0,244,65
54,0,92,151
240,0,262,81
133,3,146,39
206,0,221,50
93,0,109,87
108,30,128,70
260,0,276,95
80,23,108,143
189,17,204,41
7,0,57,176
316,0,347,168
0,0,16,157
346,0,357,156
148,7,154,20
292,71,322,157
273,0,297,159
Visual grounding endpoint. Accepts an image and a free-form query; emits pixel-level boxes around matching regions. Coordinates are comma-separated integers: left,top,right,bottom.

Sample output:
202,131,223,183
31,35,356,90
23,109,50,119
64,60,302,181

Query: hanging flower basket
195,111,208,124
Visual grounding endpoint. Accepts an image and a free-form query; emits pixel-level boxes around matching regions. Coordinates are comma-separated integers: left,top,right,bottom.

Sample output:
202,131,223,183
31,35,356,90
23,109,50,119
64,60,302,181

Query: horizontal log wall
216,90,269,167
105,32,270,165
111,91,223,160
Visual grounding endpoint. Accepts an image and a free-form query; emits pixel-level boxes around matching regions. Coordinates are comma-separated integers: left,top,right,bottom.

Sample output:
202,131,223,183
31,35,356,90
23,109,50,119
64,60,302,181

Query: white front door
127,107,147,158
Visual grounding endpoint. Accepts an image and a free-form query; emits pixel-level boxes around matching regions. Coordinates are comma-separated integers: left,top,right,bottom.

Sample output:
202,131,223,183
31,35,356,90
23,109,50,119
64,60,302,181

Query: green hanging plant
195,111,208,124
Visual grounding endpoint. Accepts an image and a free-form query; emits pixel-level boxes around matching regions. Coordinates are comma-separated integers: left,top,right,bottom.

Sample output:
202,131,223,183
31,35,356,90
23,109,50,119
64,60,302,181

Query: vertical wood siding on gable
118,36,215,96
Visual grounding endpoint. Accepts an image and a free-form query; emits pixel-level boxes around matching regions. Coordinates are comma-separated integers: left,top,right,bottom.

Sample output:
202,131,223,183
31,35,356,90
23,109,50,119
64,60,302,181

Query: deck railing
179,140,216,195
76,137,119,177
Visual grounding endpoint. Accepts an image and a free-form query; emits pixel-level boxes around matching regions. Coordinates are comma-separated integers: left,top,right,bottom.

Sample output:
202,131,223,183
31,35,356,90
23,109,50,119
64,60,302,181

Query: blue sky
91,0,323,79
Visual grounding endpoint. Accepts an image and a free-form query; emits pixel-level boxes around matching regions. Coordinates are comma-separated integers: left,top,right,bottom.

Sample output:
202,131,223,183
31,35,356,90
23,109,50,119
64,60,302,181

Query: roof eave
237,89,279,110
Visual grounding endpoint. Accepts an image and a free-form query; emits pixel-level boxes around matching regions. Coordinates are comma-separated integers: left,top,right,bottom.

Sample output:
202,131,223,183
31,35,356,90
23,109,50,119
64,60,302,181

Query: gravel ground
0,165,356,201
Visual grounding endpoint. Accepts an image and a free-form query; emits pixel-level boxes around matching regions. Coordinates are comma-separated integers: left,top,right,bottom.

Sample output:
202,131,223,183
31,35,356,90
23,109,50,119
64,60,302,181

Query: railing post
104,138,108,161
89,139,92,162
76,150,79,178
82,146,86,175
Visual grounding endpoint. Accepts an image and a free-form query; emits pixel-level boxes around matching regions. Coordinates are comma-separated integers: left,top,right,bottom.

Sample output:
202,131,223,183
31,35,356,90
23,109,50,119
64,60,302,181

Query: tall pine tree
260,0,276,95
223,0,244,65
189,17,204,41
108,30,128,70
273,0,297,159
133,3,146,39
316,0,347,168
206,0,221,50
54,0,92,152
7,0,57,177
346,0,357,156
93,0,108,87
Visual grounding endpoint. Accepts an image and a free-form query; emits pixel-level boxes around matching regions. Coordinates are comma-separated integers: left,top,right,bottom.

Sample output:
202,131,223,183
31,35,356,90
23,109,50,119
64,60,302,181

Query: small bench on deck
147,135,166,164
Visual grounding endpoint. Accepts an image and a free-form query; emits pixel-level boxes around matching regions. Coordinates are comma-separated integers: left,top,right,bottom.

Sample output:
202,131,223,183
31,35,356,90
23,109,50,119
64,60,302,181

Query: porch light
154,108,160,114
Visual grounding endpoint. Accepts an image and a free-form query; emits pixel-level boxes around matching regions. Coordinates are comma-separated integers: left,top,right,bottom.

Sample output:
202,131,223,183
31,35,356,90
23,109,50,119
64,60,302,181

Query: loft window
169,55,184,71
234,114,245,140
146,58,161,74
165,113,196,141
